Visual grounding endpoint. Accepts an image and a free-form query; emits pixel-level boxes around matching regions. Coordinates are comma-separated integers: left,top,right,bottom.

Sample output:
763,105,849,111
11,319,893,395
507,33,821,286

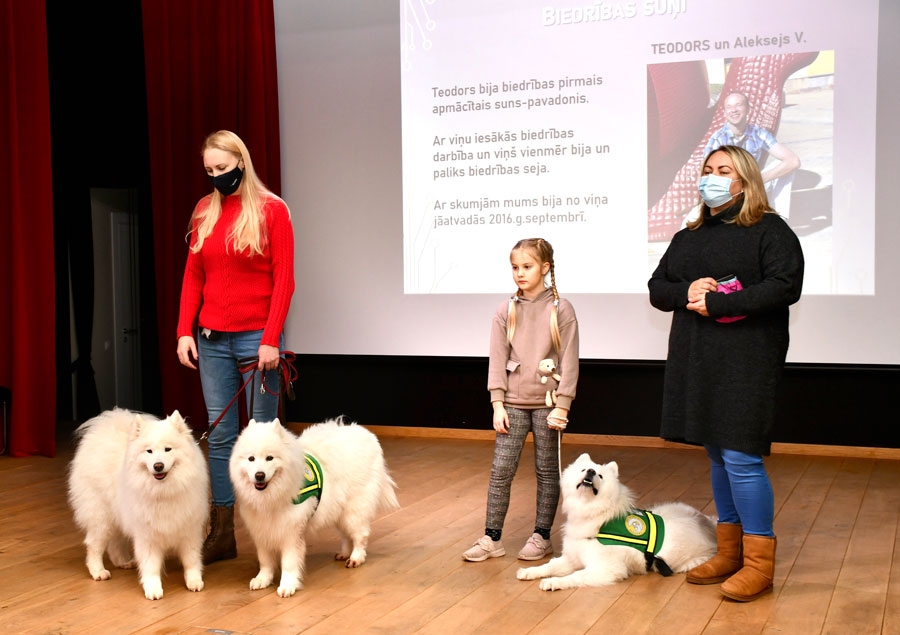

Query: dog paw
277,575,302,597
539,578,566,592
143,581,164,600
89,568,111,581
339,547,367,567
342,555,366,568
249,575,273,590
277,583,300,597
516,568,539,581
185,574,204,592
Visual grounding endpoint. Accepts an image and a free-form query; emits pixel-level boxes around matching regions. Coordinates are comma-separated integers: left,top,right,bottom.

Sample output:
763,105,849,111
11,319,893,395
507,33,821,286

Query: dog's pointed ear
131,413,145,438
248,418,258,426
576,452,591,464
167,410,192,434
607,461,619,478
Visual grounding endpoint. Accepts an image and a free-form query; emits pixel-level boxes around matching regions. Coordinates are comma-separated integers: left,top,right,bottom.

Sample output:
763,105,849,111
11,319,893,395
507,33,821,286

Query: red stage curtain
141,0,283,429
0,0,57,456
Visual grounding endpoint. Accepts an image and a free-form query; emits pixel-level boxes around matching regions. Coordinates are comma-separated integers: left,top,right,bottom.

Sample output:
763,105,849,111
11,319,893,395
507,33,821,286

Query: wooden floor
2,425,899,635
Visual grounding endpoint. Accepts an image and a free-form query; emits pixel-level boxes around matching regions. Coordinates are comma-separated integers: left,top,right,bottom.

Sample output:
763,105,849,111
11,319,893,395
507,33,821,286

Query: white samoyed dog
67,408,209,600
229,418,399,597
517,452,716,590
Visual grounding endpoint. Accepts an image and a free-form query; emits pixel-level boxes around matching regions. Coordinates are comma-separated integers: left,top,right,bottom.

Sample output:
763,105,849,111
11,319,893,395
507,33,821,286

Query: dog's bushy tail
378,468,400,513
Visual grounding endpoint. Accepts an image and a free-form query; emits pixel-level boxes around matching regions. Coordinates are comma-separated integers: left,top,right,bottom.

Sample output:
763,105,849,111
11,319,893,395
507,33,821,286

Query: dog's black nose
153,462,164,473
584,468,596,481
254,471,266,482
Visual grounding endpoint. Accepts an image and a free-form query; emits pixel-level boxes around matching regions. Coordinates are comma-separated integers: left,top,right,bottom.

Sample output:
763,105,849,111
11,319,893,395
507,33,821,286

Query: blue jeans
705,445,775,536
198,329,282,506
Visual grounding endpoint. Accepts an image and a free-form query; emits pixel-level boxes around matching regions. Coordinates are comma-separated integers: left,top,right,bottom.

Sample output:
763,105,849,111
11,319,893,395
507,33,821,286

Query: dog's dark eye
266,455,274,462
165,447,171,452
248,456,255,462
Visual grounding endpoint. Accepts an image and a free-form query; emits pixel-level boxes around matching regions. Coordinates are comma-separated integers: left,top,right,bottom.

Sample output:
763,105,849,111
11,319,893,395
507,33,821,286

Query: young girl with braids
463,238,580,562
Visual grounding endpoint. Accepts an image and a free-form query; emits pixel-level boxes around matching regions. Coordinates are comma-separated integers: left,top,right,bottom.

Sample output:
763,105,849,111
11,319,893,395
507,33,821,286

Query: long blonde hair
687,145,774,231
506,238,561,353
189,130,282,255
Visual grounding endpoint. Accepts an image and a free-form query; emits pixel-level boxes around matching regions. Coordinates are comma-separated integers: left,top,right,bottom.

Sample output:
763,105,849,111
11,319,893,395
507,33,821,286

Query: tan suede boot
721,534,776,601
686,522,743,584
202,505,237,565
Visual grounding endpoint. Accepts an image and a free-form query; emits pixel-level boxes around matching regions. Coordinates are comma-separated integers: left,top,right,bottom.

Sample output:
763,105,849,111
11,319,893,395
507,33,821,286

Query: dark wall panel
285,355,900,449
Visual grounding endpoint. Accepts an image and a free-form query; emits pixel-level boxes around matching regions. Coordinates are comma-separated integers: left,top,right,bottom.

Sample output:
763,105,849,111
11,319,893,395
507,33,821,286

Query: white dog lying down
230,418,399,597
517,453,716,590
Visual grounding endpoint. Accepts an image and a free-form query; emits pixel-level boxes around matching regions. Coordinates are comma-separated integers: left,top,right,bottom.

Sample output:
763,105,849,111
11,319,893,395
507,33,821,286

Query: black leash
199,351,298,442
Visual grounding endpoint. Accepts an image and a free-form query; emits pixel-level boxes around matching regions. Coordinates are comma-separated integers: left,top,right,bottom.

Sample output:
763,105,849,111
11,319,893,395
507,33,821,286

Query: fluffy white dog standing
517,452,716,590
230,418,399,598
67,408,209,600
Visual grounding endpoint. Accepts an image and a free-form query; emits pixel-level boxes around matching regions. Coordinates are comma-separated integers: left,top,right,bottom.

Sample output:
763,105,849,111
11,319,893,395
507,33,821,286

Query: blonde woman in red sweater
464,238,579,562
176,130,295,565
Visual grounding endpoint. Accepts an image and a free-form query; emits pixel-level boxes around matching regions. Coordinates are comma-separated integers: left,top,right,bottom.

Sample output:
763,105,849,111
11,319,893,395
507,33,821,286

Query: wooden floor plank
821,459,900,635
884,483,900,635
755,455,841,634
2,430,898,634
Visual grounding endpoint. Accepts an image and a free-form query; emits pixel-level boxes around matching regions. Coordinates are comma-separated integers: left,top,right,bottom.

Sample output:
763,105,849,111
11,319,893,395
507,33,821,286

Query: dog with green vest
517,453,716,590
229,418,399,597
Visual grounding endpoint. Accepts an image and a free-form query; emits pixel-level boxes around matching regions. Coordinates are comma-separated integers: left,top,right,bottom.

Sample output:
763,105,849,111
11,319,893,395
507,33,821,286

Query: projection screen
274,0,899,364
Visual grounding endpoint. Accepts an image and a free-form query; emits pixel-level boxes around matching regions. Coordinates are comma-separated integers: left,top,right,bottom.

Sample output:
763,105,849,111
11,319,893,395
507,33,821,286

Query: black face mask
209,165,244,196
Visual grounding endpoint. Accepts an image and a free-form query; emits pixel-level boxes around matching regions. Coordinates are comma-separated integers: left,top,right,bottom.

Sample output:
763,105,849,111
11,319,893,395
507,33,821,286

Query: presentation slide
274,0,899,364
400,1,873,296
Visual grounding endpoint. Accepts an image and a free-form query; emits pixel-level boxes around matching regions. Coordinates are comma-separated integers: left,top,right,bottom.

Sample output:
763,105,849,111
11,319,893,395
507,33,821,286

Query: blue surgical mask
698,174,740,208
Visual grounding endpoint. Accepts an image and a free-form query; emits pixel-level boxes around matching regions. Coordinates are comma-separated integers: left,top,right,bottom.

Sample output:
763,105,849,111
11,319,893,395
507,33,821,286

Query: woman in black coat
648,145,804,602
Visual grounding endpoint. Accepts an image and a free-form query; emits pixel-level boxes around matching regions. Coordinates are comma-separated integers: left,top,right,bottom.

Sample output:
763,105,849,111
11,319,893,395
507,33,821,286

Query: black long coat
648,204,804,455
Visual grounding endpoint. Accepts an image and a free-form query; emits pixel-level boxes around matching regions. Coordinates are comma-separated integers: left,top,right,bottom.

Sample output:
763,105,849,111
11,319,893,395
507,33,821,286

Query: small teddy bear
537,358,561,407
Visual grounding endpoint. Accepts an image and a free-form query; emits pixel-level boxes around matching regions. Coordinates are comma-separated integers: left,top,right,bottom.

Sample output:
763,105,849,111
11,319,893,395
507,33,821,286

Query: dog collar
292,453,323,505
596,509,673,575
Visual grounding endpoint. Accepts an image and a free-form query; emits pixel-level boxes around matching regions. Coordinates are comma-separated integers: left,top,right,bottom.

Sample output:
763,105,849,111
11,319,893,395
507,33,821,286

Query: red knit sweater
177,194,295,348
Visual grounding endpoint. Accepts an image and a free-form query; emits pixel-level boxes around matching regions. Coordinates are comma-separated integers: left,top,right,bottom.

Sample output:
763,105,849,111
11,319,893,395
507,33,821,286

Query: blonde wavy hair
188,130,283,255
687,144,774,231
506,238,561,353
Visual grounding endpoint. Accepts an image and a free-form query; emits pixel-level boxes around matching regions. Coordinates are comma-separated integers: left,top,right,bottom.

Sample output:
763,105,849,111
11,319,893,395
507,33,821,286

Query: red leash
199,352,298,442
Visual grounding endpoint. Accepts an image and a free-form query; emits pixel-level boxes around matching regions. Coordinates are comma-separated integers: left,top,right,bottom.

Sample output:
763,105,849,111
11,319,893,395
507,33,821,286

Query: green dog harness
292,453,323,505
596,509,673,576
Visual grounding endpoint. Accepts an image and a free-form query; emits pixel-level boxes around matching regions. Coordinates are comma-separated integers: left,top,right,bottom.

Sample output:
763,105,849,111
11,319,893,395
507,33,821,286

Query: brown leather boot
721,534,776,602
686,522,742,585
202,505,237,565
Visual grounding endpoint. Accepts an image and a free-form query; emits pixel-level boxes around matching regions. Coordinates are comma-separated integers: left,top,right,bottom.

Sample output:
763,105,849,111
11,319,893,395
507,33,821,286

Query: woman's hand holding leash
257,344,281,371
547,407,568,431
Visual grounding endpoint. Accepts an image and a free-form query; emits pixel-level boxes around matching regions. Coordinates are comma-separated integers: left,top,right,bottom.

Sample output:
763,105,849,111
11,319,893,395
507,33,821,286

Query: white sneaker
518,533,552,560
463,535,506,561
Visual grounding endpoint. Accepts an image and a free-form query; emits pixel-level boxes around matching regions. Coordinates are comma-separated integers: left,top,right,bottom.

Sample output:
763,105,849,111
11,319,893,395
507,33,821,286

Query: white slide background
275,0,900,364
